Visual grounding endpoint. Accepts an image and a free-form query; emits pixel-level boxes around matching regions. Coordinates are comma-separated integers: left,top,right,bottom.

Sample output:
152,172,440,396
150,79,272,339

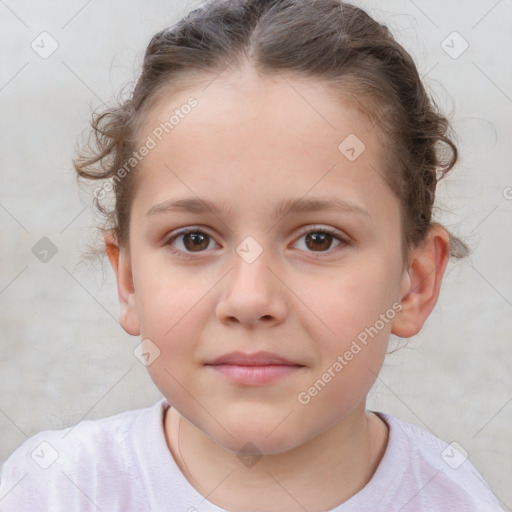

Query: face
114,64,412,454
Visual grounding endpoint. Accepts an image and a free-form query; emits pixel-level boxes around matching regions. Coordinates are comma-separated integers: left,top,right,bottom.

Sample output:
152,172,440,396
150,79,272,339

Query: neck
164,402,389,512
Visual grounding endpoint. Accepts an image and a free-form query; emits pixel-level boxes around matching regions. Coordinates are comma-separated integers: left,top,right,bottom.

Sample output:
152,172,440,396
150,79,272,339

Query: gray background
1,0,511,509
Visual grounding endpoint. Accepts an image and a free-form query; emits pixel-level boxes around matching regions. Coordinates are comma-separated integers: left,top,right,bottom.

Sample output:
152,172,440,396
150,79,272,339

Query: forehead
131,66,395,220
137,64,377,149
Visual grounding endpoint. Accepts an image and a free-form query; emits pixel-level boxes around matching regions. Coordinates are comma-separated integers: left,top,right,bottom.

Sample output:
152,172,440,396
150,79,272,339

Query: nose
215,247,287,329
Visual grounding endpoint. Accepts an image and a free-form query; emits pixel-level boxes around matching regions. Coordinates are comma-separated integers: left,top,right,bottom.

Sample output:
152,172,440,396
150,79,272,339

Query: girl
0,0,505,510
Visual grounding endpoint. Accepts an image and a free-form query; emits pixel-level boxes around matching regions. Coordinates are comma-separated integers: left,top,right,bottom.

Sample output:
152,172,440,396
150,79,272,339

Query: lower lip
206,364,303,385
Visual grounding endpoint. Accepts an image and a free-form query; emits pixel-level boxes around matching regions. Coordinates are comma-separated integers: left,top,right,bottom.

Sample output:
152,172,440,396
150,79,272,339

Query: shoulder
375,412,504,511
0,399,167,511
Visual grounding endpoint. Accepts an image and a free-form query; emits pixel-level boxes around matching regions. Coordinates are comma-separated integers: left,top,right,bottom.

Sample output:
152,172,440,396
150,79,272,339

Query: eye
166,227,217,257
165,225,349,258
293,226,348,254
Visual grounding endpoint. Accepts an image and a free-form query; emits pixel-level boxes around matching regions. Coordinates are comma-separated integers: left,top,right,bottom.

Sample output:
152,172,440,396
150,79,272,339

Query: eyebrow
145,196,371,220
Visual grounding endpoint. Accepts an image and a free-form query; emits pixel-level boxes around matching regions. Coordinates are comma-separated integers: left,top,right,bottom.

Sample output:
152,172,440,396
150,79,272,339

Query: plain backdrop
1,0,511,509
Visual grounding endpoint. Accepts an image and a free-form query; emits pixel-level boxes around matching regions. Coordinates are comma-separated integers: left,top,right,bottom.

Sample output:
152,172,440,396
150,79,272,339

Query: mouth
205,351,306,386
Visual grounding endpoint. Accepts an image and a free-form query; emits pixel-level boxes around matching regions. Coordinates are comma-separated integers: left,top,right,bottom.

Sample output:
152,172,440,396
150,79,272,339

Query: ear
105,231,140,336
391,224,450,337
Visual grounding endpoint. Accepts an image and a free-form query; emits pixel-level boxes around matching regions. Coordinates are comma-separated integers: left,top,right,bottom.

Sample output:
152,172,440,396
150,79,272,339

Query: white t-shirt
0,398,504,511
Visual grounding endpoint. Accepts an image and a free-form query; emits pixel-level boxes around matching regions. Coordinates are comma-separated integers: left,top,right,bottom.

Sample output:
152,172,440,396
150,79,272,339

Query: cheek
134,259,205,337
295,277,393,428
139,277,210,405
303,254,400,343
298,256,398,385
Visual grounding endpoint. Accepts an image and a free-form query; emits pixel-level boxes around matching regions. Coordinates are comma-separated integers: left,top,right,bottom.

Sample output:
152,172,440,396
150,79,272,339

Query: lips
205,351,303,367
205,351,305,385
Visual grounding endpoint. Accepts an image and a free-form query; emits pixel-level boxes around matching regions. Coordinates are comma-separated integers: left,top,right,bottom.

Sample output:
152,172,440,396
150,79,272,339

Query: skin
106,62,450,511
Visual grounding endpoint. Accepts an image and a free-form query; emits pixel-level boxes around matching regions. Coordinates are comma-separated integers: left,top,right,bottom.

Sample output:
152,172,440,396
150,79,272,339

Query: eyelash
164,225,349,259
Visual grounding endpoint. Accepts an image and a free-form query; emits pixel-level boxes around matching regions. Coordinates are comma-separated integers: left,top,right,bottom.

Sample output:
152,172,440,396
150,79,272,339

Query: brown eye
167,229,216,255
182,232,210,252
304,232,336,251
294,227,345,254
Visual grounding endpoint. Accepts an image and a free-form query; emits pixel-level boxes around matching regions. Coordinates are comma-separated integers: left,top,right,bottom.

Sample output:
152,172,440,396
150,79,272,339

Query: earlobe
391,224,450,338
105,231,141,336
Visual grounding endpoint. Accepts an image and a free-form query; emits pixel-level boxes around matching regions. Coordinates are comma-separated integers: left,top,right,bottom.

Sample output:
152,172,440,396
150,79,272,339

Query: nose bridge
231,234,275,295
215,234,287,325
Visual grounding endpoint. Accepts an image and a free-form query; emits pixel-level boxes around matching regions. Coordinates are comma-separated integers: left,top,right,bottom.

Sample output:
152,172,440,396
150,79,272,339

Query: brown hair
73,0,469,264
